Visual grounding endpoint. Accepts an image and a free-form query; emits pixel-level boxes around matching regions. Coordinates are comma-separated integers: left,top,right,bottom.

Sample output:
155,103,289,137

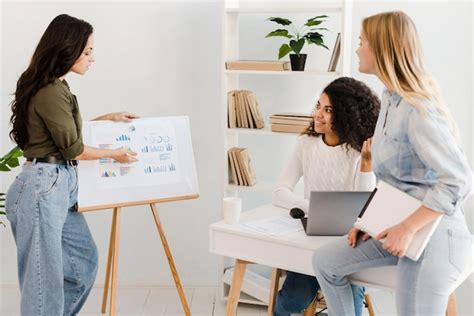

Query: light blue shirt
372,89,472,216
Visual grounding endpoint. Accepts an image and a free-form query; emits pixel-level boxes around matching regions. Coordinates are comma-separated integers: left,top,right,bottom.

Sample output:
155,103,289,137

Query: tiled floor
0,285,398,316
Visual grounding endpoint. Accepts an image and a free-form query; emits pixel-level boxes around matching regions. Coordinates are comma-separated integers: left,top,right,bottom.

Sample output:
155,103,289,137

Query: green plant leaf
289,38,305,55
0,193,5,196
305,32,329,49
307,15,328,22
309,27,329,32
305,20,323,27
7,158,20,168
265,29,293,39
267,17,292,26
0,165,11,172
278,44,292,59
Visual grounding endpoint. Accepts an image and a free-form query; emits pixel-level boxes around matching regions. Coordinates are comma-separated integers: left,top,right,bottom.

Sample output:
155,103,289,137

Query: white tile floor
0,285,399,316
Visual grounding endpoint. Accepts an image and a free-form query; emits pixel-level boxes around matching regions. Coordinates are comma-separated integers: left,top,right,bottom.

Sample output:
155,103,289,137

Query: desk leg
267,268,282,316
225,259,249,316
101,209,118,314
150,204,191,316
109,207,122,316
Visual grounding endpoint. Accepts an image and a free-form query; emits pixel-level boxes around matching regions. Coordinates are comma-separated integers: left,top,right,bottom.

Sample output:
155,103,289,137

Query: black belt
26,157,78,166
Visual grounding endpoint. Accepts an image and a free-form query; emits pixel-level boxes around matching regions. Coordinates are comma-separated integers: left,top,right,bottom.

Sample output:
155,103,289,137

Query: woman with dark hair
272,76,380,316
5,14,138,315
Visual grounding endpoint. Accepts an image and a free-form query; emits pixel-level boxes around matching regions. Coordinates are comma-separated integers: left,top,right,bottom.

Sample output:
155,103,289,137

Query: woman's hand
108,112,139,122
94,112,139,122
375,222,415,257
111,148,138,164
347,227,370,248
360,138,372,172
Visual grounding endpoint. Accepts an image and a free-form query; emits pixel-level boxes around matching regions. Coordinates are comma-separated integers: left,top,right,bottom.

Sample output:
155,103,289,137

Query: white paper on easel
89,119,180,189
354,181,442,261
78,116,199,210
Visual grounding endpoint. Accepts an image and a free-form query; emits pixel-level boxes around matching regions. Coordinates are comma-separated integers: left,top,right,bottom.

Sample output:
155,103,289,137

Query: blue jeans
5,162,98,316
274,271,365,316
312,212,472,316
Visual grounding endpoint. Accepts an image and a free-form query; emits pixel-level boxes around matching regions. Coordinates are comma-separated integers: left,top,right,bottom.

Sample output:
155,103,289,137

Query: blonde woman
312,11,472,315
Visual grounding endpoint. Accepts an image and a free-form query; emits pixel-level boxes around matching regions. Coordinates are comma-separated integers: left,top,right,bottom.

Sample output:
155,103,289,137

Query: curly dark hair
305,77,380,152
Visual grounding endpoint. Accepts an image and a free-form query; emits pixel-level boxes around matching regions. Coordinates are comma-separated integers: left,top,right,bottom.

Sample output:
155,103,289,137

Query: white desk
209,204,398,315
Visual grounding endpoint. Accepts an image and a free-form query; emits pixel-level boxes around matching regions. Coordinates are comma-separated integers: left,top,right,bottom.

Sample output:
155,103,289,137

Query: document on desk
240,216,303,236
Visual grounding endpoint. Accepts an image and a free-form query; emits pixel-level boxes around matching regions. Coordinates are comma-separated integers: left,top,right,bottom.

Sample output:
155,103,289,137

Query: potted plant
0,146,23,227
265,15,329,71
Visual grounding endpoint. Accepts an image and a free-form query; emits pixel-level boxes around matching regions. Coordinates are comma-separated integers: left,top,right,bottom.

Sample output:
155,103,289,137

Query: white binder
355,181,442,261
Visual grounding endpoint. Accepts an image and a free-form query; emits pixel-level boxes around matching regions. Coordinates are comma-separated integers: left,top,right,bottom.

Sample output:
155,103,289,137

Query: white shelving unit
221,0,352,305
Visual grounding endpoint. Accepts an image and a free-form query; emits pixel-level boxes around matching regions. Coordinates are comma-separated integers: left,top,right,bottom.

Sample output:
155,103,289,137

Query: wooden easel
79,195,198,316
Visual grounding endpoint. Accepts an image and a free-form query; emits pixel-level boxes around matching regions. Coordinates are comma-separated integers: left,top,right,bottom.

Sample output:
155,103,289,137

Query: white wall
1,1,223,287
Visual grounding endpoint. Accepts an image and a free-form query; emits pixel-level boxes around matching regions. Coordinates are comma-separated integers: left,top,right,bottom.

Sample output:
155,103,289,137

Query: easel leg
267,268,282,316
225,259,248,316
110,207,122,316
101,209,117,314
150,203,191,316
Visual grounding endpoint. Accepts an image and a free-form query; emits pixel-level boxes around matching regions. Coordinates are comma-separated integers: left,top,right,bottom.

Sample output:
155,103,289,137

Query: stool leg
364,293,376,316
446,293,457,316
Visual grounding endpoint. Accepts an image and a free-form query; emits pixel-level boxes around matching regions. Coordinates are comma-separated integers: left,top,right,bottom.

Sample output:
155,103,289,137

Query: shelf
227,126,302,136
225,69,340,76
225,180,275,193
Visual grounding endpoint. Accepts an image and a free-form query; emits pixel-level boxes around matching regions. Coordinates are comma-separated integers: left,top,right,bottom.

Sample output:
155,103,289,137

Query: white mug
223,197,242,224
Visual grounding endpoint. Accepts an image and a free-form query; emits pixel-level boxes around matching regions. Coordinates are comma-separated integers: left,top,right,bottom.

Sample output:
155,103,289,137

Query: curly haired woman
272,76,381,316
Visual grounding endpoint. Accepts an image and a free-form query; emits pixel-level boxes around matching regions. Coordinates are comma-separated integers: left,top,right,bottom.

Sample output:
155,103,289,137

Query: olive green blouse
22,78,84,160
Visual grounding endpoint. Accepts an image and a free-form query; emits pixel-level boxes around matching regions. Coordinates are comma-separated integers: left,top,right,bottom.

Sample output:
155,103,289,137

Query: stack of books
225,60,290,71
228,90,265,129
228,147,256,186
270,113,313,133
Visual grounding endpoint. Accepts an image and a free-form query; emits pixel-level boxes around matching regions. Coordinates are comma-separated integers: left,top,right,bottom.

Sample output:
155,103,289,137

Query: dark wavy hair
9,14,93,149
305,77,380,152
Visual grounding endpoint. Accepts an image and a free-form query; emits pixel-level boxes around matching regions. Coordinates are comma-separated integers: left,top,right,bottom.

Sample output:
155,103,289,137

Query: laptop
302,191,373,236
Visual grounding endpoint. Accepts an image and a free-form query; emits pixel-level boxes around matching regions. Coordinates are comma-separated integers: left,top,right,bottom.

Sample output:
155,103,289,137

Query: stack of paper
240,216,303,236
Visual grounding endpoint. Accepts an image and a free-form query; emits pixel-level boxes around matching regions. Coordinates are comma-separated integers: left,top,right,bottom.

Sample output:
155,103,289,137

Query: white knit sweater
272,135,376,213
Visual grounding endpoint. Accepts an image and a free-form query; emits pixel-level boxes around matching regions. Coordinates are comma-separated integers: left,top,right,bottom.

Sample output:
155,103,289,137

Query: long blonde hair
362,11,459,139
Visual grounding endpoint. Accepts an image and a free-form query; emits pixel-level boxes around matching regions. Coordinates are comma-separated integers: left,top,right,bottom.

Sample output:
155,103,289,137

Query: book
228,91,237,128
270,117,313,126
354,181,442,261
328,33,341,72
271,112,313,119
226,60,290,71
227,147,257,186
228,90,265,129
245,91,265,129
271,124,309,134
228,148,238,185
230,149,243,186
238,148,257,186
